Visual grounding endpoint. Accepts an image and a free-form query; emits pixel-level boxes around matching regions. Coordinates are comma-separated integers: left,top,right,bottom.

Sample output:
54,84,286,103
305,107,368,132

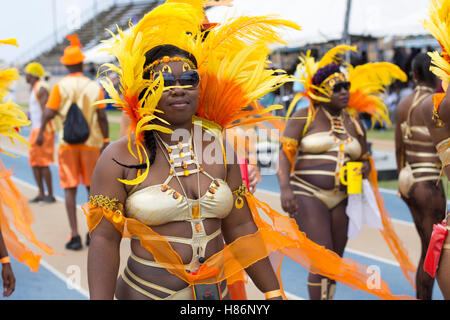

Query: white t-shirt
29,80,49,129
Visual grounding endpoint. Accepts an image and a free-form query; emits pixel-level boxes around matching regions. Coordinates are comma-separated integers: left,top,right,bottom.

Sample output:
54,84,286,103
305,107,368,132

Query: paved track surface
0,128,444,300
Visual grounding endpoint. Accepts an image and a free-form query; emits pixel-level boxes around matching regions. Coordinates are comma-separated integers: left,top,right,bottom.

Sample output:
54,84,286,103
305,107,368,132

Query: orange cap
60,34,85,66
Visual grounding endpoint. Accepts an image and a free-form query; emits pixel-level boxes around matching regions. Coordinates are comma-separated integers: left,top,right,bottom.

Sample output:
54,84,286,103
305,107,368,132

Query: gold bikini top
300,108,362,161
125,179,233,226
125,133,234,226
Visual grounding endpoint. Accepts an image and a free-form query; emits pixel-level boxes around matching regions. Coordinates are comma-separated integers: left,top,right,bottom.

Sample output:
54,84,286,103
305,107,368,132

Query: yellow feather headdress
97,0,301,185
287,45,406,128
422,0,450,88
285,45,356,120
0,39,31,157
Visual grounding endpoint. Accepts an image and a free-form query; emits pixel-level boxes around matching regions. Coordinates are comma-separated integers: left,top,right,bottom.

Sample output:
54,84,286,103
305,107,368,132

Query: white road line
345,248,400,267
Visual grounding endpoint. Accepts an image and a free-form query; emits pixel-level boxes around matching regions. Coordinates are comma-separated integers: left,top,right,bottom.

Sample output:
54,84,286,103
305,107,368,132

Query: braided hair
411,52,437,88
113,45,198,170
312,63,341,86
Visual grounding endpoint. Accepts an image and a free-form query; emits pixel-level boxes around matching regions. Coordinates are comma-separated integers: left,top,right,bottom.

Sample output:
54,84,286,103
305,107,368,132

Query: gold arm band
264,289,283,299
359,152,371,161
281,136,299,148
89,195,124,214
0,256,10,264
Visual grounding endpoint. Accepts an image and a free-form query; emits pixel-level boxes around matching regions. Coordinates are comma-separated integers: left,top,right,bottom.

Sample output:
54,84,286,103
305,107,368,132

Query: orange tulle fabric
432,92,447,126
0,159,56,272
367,157,417,289
84,189,415,300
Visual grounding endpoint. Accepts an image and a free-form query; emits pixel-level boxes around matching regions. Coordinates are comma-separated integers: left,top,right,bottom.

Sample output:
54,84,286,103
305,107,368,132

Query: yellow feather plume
422,0,450,85
0,38,30,155
317,44,357,69
347,62,407,127
0,38,18,47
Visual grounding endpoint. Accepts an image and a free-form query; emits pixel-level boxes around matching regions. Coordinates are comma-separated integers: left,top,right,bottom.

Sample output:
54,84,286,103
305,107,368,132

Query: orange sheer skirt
83,186,415,300
0,159,56,271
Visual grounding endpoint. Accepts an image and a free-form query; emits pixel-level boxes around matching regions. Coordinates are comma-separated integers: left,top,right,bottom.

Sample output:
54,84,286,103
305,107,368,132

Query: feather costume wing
0,39,30,153
196,15,301,128
317,44,357,69
347,62,407,127
0,39,56,272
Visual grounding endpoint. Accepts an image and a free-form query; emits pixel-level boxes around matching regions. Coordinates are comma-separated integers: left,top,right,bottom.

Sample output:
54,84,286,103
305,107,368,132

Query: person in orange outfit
24,62,56,204
37,34,109,251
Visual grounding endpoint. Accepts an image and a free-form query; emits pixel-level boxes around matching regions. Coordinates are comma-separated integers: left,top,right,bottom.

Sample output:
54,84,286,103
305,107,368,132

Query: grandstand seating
24,1,162,69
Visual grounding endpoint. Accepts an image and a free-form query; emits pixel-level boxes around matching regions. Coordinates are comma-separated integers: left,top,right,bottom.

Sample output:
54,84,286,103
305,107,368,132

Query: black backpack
63,102,90,144
63,82,91,144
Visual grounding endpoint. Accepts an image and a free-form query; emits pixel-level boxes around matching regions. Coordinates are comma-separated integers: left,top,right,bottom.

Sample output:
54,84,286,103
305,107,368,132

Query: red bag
238,157,250,189
423,220,448,278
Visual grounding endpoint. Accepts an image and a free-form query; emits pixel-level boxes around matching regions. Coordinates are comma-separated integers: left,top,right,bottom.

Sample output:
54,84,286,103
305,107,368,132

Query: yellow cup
340,162,363,194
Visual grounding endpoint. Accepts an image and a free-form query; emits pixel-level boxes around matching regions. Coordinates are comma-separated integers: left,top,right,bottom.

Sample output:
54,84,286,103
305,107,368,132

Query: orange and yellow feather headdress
96,0,301,185
287,45,406,128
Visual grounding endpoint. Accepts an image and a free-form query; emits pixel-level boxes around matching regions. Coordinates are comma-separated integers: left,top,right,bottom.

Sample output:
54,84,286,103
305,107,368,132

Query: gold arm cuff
281,136,299,148
359,152,371,161
89,195,124,214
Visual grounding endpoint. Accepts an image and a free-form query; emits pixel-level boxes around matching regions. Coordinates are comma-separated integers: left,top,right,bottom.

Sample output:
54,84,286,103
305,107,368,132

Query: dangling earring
162,64,172,73
183,62,191,72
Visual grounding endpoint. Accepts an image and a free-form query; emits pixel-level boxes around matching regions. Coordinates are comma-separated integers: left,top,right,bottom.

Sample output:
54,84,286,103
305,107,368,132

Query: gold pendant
192,204,200,219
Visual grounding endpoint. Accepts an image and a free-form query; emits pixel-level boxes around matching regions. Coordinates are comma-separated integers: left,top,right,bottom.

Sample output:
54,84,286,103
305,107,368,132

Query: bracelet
103,138,110,143
0,256,11,264
264,289,283,299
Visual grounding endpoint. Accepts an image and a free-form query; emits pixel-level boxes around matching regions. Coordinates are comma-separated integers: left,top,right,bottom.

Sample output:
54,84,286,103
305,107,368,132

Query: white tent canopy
206,0,432,47
85,0,433,63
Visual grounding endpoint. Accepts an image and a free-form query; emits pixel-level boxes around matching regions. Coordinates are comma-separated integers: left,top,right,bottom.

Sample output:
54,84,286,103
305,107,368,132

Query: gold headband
144,56,196,76
320,72,347,93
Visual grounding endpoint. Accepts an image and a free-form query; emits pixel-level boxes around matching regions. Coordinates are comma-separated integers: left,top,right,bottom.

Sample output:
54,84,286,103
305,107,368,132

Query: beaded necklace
322,107,352,190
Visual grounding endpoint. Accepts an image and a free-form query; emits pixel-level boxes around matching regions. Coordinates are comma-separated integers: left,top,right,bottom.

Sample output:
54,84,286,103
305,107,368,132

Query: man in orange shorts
25,62,56,204
37,34,109,250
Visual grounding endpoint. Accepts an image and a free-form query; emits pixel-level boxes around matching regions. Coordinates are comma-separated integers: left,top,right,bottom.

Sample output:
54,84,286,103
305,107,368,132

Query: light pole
93,0,99,40
343,0,352,61
52,0,58,44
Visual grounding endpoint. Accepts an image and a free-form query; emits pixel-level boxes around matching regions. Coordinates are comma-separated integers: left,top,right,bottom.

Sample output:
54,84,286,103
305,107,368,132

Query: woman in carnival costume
85,0,414,300
277,45,417,299
418,0,450,300
395,52,444,300
0,39,55,297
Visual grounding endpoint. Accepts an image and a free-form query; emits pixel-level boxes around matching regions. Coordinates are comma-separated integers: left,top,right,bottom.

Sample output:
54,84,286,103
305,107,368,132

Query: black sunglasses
155,70,200,88
332,81,351,93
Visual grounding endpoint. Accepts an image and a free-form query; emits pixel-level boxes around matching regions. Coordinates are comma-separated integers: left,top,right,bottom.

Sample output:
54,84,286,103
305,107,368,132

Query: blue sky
0,0,129,64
